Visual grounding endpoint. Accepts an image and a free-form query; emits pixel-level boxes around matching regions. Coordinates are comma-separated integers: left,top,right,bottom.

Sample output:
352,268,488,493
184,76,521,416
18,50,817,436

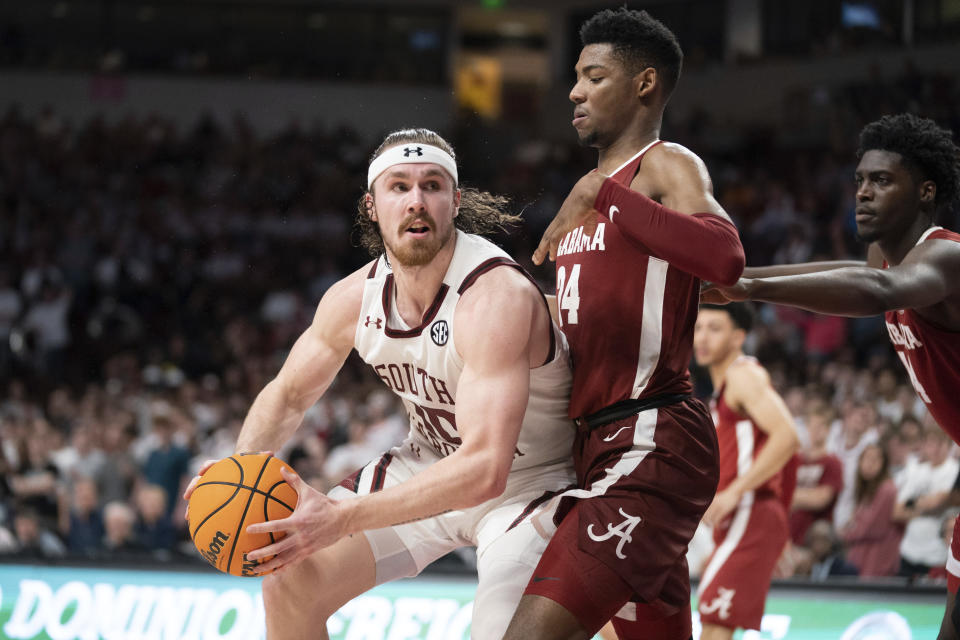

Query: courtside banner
0,565,943,639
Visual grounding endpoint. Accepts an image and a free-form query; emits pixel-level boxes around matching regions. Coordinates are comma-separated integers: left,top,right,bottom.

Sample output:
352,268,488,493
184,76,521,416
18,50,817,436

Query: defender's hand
533,172,605,265
700,278,751,304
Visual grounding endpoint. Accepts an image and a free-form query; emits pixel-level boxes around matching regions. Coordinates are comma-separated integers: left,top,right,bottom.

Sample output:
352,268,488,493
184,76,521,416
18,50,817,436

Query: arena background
0,0,959,638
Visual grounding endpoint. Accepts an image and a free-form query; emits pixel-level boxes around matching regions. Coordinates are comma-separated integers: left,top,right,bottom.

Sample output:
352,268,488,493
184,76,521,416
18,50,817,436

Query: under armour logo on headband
367,143,458,188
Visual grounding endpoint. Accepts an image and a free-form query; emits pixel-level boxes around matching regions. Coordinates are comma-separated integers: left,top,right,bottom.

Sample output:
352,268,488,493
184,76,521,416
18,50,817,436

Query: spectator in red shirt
791,406,844,544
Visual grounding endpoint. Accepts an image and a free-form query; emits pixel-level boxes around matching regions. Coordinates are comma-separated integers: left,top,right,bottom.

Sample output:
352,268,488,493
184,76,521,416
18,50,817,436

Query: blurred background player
505,8,744,640
704,113,960,639
693,302,798,640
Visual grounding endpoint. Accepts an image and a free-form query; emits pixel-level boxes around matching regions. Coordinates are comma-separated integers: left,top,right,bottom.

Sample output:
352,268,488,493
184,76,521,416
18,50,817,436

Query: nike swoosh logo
602,426,632,442
532,576,561,582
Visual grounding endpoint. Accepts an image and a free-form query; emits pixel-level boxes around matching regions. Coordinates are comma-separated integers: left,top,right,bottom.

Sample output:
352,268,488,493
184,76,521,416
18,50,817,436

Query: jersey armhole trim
457,258,557,368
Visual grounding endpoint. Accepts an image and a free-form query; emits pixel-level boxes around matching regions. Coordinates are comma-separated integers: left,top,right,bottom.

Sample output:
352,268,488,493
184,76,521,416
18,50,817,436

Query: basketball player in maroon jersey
693,303,798,640
503,8,745,640
704,113,960,640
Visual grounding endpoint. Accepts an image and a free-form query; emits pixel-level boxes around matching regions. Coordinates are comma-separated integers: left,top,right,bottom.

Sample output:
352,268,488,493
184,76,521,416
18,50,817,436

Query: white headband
367,143,458,189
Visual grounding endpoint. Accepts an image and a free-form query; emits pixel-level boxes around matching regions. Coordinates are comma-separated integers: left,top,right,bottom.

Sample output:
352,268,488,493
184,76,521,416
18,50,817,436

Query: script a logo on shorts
431,320,449,346
403,146,424,157
586,507,641,559
699,587,735,620
199,530,230,567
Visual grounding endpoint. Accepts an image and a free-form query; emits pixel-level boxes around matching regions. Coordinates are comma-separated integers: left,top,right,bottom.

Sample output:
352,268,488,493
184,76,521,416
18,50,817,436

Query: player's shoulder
725,357,770,389
459,263,540,308
905,228,960,285
645,141,707,170
314,261,372,322
639,141,711,187
455,264,543,338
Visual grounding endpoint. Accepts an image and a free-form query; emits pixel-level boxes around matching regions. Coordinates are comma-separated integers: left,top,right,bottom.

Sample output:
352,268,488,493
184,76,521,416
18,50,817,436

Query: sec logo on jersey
431,320,449,346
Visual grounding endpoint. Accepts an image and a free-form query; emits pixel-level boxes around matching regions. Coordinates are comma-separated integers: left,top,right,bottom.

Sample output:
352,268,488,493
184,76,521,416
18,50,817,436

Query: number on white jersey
556,263,582,325
896,351,932,404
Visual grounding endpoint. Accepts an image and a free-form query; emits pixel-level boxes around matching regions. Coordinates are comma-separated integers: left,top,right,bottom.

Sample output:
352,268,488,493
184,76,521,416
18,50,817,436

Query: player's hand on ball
244,467,347,574
183,459,219,520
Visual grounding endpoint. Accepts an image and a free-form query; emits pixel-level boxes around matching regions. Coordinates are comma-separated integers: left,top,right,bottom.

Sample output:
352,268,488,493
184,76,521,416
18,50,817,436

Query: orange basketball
187,453,298,577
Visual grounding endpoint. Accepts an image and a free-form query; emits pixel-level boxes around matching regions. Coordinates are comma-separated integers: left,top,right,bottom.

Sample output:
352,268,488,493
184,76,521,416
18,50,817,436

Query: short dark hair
699,302,754,332
857,113,960,213
580,7,683,97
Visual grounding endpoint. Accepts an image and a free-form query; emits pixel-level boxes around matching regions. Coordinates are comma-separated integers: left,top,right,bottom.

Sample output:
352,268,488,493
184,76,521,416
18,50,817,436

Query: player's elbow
784,428,800,455
714,247,746,287
864,270,902,315
468,453,510,504
478,466,510,503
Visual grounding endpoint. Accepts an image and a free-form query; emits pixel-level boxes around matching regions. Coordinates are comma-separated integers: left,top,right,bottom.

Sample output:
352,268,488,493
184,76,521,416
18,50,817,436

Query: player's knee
262,561,337,622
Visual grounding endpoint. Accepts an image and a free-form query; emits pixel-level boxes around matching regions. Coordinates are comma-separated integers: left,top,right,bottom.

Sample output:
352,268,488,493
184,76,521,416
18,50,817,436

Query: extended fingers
245,533,296,562
246,514,294,536
182,459,220,509
532,237,550,266
534,226,563,265
280,466,301,491
250,554,286,575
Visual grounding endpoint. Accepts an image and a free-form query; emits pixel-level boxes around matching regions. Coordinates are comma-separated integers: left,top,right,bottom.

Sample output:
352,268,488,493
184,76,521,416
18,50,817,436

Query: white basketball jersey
354,231,575,471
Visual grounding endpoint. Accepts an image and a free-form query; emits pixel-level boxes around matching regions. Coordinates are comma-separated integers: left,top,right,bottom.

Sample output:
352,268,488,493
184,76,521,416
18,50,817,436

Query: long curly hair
857,113,960,215
354,128,521,257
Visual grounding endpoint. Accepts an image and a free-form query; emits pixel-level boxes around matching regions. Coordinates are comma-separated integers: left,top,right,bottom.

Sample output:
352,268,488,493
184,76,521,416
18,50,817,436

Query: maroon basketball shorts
697,494,788,631
524,398,719,638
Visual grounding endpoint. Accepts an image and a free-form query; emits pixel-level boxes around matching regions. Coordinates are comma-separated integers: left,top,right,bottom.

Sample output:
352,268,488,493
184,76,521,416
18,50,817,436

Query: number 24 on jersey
556,264,581,326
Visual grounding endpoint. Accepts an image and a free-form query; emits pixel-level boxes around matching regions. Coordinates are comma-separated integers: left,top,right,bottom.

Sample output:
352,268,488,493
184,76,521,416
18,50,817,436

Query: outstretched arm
743,261,866,278
742,243,882,278
234,271,364,453
703,363,798,527
246,269,545,571
717,239,960,317
182,266,365,513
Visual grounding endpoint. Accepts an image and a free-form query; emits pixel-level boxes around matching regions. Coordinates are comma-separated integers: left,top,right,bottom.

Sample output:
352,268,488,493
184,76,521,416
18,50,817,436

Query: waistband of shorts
574,393,692,430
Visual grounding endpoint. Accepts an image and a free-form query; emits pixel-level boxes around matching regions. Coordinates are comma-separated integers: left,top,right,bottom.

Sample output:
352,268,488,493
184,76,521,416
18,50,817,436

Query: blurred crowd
0,60,959,583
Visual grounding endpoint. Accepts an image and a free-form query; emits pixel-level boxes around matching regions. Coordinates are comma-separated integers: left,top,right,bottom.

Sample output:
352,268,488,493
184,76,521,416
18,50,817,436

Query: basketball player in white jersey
184,128,576,640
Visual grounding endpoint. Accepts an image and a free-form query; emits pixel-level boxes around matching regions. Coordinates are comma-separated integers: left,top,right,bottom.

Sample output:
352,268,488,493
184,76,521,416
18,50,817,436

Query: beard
382,213,455,267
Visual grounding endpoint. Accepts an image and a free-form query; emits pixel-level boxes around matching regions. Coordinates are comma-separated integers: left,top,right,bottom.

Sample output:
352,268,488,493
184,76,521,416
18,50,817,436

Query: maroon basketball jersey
555,141,697,417
883,227,960,444
711,360,782,499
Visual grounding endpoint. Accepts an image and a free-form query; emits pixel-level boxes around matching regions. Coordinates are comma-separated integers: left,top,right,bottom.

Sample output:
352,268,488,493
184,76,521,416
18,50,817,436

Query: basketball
187,453,298,577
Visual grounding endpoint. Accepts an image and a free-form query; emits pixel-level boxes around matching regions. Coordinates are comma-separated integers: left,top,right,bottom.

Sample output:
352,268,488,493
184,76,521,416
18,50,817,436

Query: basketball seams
189,456,246,564
192,480,295,512
225,454,274,575
263,477,296,545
